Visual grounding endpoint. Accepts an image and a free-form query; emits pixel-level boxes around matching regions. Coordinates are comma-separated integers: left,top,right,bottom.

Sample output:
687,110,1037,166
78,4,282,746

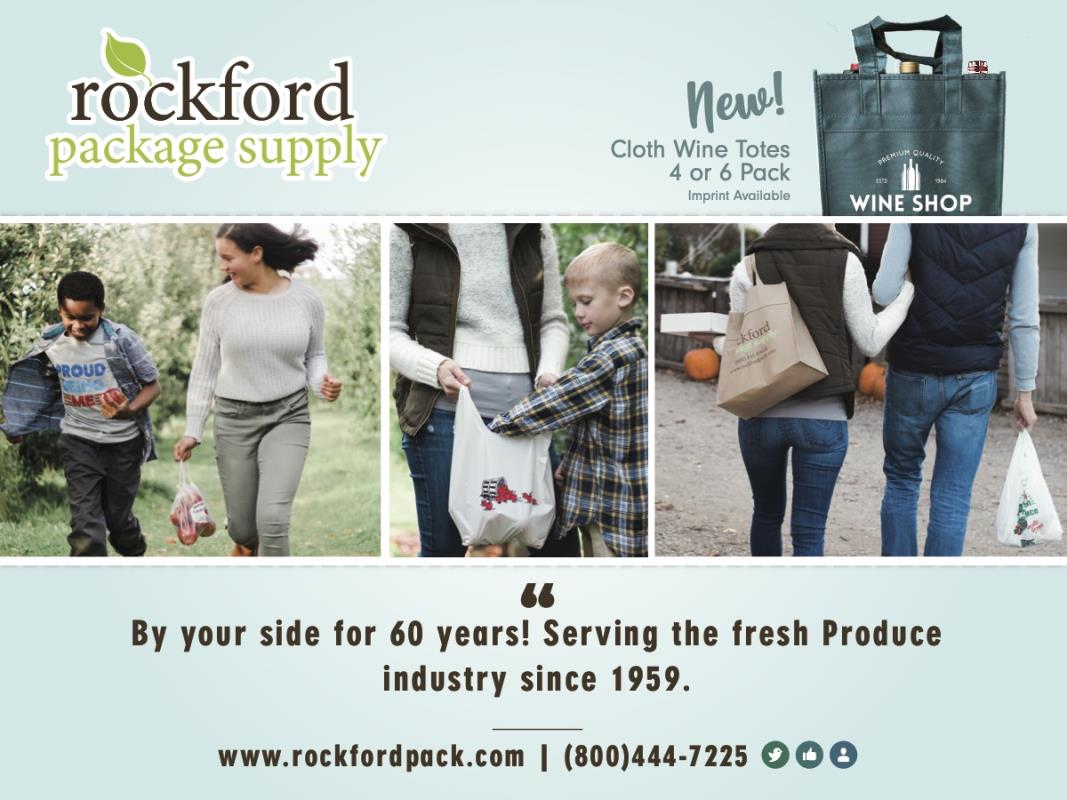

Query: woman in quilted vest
727,223,914,556
389,223,574,557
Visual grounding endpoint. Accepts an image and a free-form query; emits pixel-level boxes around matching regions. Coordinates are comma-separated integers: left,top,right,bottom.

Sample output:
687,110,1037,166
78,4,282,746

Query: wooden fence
655,275,730,369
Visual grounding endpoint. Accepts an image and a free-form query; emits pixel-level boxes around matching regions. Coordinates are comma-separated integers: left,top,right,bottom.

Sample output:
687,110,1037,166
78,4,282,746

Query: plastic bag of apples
170,461,217,545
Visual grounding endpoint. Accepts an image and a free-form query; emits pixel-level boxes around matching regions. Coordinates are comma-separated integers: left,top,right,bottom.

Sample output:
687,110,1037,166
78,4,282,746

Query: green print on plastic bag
1013,490,1043,546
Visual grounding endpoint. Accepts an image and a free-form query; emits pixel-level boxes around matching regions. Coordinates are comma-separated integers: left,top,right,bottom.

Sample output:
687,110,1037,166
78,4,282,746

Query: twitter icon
761,741,789,769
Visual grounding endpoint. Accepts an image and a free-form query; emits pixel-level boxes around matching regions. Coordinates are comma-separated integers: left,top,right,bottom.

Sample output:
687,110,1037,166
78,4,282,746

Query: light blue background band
0,564,1062,797
2,0,1061,214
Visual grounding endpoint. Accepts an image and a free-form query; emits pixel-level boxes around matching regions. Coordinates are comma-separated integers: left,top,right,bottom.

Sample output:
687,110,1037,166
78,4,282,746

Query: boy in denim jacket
2,272,161,556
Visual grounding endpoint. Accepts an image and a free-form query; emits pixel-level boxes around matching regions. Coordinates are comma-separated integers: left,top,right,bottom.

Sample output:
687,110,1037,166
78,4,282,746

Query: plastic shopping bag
448,386,555,549
995,431,1063,547
169,461,217,546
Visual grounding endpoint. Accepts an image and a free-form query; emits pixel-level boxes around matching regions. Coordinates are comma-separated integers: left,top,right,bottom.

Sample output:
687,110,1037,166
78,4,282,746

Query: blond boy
490,243,648,556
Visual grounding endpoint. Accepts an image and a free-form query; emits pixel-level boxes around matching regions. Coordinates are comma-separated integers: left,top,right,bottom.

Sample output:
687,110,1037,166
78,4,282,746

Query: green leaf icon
101,29,151,83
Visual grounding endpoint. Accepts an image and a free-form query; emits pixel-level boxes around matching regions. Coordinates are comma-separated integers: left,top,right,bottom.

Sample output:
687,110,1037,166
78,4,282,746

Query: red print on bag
479,477,538,511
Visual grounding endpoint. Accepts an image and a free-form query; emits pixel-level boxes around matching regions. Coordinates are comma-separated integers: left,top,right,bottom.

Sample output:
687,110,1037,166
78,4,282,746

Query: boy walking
2,272,161,556
490,243,648,557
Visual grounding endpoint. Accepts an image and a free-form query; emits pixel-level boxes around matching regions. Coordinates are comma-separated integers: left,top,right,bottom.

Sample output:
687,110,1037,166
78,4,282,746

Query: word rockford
69,58,353,124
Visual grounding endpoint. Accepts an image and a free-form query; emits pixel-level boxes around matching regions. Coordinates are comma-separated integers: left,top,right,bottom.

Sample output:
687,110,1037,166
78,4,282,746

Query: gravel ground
655,369,1067,557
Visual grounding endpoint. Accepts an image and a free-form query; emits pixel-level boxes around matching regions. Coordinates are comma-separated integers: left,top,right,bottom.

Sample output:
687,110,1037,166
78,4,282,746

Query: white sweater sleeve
304,287,328,398
719,258,754,355
842,253,914,357
728,256,753,312
536,226,571,378
388,225,448,389
730,254,914,358
183,293,222,442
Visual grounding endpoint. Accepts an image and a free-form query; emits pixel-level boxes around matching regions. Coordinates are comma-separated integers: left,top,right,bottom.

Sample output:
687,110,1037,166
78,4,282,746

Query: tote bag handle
455,384,488,432
747,255,764,288
852,16,963,75
851,16,963,114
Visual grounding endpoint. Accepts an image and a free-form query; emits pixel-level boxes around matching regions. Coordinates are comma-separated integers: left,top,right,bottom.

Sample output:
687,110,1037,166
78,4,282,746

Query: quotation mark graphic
521,583,555,609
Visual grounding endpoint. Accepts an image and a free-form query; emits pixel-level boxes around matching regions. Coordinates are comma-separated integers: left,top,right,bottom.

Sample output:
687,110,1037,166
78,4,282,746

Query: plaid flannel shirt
489,318,648,556
1,319,160,463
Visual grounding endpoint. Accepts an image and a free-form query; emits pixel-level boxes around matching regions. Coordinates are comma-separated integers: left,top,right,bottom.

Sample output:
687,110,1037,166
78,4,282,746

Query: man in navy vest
872,223,1040,556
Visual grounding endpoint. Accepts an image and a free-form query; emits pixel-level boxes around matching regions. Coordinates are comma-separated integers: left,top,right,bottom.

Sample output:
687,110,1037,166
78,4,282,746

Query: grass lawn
0,404,379,557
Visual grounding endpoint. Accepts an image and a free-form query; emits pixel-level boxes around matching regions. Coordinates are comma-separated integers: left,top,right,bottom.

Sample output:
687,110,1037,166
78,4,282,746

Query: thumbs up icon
795,741,824,769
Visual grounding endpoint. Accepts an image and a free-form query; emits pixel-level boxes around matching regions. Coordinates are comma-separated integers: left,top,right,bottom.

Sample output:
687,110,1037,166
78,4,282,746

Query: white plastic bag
169,461,217,546
995,431,1063,547
448,386,555,548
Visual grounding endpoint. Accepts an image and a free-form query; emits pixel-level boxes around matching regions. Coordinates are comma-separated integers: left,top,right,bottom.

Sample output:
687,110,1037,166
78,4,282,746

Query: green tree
550,223,649,368
0,224,102,517
656,223,763,278
89,223,219,426
318,224,380,421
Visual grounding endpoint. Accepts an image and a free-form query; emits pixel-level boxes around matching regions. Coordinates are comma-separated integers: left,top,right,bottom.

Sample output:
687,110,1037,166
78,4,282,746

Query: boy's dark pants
59,433,146,557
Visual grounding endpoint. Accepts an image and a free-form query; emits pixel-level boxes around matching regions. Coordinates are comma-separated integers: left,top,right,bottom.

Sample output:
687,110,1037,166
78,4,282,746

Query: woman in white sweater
390,223,573,557
173,224,342,556
727,223,913,556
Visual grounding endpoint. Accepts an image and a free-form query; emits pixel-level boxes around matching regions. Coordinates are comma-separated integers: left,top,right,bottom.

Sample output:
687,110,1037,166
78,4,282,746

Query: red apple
177,523,198,545
103,388,127,406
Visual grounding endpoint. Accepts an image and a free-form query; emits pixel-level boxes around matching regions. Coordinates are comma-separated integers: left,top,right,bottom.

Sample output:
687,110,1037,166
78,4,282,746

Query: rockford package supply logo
45,29,386,182
735,321,777,355
848,148,972,214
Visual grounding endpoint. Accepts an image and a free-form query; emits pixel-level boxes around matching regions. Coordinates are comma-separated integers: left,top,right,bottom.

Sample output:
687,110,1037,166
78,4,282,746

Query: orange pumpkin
872,372,887,401
683,347,720,381
858,362,885,396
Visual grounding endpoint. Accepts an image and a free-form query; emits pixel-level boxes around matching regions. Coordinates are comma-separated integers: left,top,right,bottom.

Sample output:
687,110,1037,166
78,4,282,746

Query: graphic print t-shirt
46,327,139,443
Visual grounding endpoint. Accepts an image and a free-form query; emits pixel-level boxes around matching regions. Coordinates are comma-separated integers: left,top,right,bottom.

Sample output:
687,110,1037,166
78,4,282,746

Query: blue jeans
880,368,997,557
401,408,578,558
737,417,849,557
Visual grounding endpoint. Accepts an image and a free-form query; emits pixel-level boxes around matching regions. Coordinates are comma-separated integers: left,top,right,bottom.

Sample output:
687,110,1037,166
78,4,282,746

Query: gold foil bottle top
900,61,920,74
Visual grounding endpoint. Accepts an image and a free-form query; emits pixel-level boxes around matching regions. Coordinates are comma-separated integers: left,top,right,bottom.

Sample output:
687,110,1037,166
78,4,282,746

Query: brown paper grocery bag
717,263,828,419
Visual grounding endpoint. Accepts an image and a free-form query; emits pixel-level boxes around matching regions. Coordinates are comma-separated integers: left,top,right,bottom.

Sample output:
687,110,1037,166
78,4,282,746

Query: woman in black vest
390,223,575,557
728,224,914,556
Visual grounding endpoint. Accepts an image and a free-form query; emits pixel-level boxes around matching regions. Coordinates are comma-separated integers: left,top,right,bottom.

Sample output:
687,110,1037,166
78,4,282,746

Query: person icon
830,740,857,769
